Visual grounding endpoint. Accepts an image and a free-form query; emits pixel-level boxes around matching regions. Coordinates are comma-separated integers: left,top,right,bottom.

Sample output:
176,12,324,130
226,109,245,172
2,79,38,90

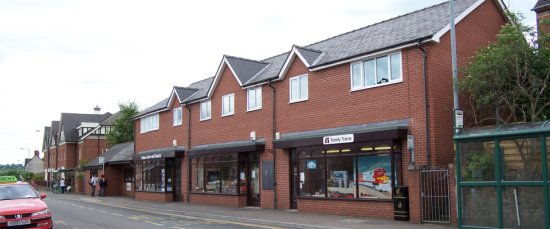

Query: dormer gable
168,86,199,107
207,55,269,99
278,45,324,80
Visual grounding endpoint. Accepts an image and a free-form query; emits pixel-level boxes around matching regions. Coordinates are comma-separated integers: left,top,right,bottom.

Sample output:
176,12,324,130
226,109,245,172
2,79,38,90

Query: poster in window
307,160,317,169
358,154,392,199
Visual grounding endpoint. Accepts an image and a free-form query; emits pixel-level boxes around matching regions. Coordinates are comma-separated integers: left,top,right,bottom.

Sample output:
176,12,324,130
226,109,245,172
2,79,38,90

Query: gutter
185,103,192,203
417,40,431,167
267,80,277,209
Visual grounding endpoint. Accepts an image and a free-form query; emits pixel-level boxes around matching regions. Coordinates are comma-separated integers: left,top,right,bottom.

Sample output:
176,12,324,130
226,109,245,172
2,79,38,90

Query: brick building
42,109,112,193
130,0,508,224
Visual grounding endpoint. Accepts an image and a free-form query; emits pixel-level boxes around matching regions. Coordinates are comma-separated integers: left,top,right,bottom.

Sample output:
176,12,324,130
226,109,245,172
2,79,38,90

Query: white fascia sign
323,134,354,145
141,153,162,160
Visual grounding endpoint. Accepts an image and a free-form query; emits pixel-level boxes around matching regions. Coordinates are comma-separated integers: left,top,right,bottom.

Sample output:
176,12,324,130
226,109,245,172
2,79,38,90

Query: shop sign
141,153,162,160
323,134,354,145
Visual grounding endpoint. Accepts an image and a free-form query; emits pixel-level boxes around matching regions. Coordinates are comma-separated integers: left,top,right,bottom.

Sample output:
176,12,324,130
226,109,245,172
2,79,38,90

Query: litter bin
393,186,409,221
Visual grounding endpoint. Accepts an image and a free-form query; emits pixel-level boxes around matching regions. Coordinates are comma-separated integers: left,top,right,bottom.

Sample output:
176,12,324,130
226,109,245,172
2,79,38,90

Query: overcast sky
0,0,537,165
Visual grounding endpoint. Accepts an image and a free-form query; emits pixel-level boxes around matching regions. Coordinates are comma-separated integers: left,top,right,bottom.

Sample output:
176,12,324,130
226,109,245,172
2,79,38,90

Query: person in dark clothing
98,175,107,197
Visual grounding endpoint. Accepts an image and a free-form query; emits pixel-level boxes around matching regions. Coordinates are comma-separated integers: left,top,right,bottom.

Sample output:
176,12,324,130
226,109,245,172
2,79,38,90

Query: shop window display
295,142,400,200
135,159,172,192
192,153,238,194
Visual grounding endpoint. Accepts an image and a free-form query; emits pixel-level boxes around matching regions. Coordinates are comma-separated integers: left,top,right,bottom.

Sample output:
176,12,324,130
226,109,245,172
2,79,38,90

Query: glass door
247,153,260,207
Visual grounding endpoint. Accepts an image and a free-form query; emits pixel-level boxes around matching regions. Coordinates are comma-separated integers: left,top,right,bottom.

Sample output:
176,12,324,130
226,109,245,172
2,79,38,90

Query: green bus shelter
455,121,550,228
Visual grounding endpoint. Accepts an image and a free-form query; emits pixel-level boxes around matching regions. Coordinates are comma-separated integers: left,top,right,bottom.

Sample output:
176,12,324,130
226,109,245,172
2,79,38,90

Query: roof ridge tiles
224,55,269,64
304,1,448,49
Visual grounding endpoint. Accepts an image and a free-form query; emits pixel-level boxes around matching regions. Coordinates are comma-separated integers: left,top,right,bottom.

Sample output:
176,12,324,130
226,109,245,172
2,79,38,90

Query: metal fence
420,169,451,223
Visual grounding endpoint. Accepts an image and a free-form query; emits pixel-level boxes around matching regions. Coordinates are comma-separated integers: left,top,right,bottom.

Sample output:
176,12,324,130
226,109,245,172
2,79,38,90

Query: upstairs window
173,107,182,126
247,87,262,111
351,52,402,90
290,74,308,103
222,94,235,116
200,100,211,121
140,113,159,133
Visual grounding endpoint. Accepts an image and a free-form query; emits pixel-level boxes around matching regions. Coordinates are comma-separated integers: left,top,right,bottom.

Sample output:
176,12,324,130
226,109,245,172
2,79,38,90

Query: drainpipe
185,103,192,203
267,80,277,209
417,40,431,168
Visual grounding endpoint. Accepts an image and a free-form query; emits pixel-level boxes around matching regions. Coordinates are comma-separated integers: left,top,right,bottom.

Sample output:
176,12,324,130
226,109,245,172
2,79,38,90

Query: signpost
99,156,105,174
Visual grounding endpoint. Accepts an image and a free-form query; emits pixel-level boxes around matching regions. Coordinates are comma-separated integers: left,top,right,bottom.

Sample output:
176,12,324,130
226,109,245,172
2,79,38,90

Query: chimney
94,105,101,114
534,0,550,33
34,150,39,158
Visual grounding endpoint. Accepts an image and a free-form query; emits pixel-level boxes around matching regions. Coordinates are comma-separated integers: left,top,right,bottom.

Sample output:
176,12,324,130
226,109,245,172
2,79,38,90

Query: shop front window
135,159,171,192
191,153,238,194
295,142,400,200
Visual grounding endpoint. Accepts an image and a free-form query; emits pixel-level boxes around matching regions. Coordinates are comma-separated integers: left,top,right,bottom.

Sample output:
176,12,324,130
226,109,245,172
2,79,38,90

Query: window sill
350,80,403,92
190,192,242,196
297,196,393,202
136,190,173,193
246,107,262,112
221,113,234,118
200,118,211,122
289,98,308,104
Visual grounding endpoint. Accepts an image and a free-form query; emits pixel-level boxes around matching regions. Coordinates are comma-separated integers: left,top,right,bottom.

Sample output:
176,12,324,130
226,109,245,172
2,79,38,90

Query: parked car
0,176,53,228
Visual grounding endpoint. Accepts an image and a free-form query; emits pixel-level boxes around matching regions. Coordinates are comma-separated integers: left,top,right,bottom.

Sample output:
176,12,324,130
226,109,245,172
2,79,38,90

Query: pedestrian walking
90,175,98,197
99,175,107,197
60,178,66,194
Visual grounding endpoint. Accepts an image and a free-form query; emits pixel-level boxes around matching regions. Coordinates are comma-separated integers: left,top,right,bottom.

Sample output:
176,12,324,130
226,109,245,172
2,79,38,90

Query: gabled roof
206,56,270,98
84,141,134,168
42,126,51,151
184,0,505,100
49,121,60,146
182,77,215,103
59,113,112,143
101,111,122,126
174,87,199,103
534,0,550,12
133,97,170,119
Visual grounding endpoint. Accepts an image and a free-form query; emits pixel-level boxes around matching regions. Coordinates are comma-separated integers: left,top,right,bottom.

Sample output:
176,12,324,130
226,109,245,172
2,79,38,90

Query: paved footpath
45,191,454,229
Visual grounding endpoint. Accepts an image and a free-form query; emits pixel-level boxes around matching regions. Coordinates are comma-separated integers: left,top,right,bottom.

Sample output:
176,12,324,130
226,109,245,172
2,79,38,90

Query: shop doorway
247,153,260,207
290,150,298,209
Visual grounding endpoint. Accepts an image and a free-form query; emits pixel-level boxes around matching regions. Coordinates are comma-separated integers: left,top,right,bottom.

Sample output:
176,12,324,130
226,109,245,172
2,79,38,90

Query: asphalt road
44,195,282,229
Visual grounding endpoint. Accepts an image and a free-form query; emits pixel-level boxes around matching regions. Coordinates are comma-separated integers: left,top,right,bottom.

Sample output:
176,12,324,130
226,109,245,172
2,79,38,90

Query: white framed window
173,107,182,126
289,74,308,103
140,113,159,133
200,100,211,121
351,52,402,90
222,94,235,116
247,87,262,111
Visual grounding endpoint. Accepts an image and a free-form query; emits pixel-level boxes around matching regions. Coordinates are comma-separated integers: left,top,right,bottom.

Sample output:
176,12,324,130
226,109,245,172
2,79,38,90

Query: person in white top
90,175,98,197
60,178,66,194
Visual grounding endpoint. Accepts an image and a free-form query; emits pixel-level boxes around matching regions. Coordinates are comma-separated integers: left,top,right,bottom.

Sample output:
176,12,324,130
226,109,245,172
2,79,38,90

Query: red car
0,176,53,228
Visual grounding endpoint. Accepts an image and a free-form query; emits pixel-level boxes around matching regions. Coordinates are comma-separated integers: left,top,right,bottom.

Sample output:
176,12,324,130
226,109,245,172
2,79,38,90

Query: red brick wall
78,138,108,165
425,0,506,166
298,199,394,219
57,143,77,169
135,191,173,202
189,194,247,208
134,96,186,153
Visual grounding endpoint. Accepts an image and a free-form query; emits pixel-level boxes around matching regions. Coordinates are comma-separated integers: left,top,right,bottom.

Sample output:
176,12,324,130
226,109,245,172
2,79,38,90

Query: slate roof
173,87,198,103
50,121,60,145
534,0,550,11
42,126,51,151
84,141,134,168
101,111,122,126
59,113,112,143
224,56,270,85
295,46,324,66
134,97,169,118
183,77,215,102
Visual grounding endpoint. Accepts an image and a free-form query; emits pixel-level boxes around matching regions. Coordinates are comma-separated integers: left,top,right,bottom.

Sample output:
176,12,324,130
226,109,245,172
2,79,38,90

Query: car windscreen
0,184,39,200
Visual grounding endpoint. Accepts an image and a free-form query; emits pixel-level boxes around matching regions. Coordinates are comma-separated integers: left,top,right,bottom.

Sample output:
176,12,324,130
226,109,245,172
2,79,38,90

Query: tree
106,101,139,146
459,12,550,126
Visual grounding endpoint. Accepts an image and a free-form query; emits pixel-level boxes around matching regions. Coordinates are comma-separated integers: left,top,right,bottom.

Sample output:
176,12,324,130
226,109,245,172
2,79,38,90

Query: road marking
145,220,163,226
56,220,68,225
172,227,187,229
87,207,96,211
98,210,108,213
111,213,123,217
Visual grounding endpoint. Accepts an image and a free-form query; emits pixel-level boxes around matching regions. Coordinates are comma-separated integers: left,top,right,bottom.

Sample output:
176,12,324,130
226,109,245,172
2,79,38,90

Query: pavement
43,190,455,229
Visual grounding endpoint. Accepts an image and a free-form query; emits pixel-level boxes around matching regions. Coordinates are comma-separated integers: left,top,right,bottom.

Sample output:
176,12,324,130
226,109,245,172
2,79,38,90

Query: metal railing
420,169,451,223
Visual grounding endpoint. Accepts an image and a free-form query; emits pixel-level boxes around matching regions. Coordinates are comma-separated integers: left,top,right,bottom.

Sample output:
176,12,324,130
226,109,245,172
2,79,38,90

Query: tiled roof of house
185,0,489,98
50,121,60,145
183,77,215,102
134,97,169,118
85,141,134,168
59,113,112,143
174,87,199,103
101,111,122,126
534,0,550,11
42,126,51,151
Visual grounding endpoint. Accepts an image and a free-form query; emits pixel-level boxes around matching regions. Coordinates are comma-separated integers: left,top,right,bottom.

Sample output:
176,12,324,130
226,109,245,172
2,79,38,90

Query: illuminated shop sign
141,153,162,160
322,134,354,145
